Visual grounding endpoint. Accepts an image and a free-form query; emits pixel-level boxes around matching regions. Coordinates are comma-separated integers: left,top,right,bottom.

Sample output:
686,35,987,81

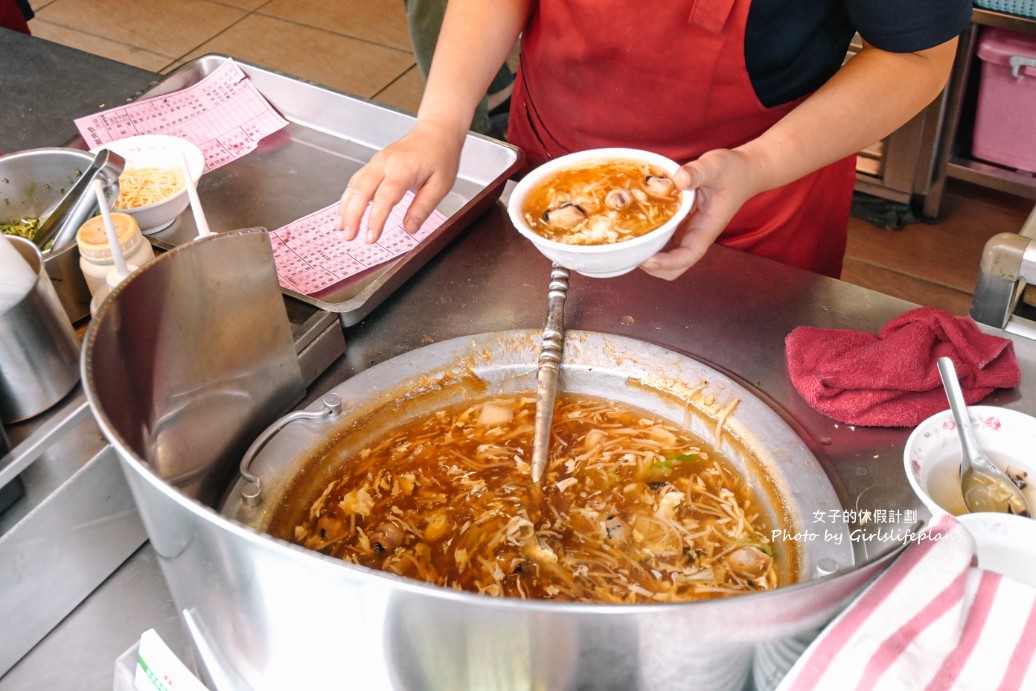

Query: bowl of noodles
508,148,695,278
97,135,205,234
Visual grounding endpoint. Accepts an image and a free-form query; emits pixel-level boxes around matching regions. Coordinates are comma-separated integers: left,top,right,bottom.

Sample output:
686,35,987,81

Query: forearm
336,0,532,240
735,38,959,194
416,0,532,140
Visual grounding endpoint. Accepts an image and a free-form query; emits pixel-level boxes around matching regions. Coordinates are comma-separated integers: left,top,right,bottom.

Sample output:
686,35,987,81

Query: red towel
785,306,1021,427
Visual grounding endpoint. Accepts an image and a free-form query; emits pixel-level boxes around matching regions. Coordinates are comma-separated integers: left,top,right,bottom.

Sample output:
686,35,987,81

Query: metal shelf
924,9,1036,217
973,7,1036,34
946,157,1036,200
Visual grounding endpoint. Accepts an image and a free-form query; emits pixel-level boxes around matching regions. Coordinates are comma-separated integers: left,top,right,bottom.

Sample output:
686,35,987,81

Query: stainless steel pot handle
238,393,343,507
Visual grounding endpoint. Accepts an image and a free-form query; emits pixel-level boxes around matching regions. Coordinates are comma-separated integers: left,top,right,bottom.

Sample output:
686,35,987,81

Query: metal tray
89,54,523,326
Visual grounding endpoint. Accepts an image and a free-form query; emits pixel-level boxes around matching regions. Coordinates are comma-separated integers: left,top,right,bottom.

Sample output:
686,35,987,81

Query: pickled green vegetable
0,217,42,241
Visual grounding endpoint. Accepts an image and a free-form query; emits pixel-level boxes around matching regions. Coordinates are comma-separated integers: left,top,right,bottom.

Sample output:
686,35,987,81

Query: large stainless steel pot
83,241,901,690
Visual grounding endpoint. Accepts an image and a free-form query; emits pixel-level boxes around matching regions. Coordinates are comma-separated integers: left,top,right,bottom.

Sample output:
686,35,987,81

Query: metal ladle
936,356,1030,517
530,263,570,484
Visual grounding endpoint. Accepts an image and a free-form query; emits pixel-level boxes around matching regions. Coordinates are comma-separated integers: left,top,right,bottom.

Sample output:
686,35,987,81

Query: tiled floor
26,0,1036,316
845,183,1033,315
30,0,425,110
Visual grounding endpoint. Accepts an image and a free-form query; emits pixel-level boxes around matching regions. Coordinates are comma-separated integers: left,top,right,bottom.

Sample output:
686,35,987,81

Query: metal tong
34,148,125,251
531,263,570,484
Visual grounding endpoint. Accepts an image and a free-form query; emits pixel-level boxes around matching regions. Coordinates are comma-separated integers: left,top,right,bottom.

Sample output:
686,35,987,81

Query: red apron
507,0,855,278
0,0,30,34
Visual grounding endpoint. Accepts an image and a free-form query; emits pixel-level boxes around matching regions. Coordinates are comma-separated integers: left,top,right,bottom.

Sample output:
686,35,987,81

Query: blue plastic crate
974,0,1036,19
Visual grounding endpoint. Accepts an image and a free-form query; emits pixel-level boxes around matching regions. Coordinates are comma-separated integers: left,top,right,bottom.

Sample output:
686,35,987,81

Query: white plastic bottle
88,262,140,319
76,212,156,297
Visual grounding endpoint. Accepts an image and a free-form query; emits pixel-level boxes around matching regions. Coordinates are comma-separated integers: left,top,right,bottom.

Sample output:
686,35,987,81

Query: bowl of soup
508,148,695,278
904,405,1036,517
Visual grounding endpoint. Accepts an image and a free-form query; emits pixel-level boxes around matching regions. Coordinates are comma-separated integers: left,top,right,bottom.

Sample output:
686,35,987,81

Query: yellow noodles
115,166,185,209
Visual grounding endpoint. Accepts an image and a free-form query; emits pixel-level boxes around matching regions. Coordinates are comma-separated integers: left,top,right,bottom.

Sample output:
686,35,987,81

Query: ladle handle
531,264,569,484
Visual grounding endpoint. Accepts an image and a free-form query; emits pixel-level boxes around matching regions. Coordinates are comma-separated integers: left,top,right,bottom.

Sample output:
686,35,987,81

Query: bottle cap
76,213,142,262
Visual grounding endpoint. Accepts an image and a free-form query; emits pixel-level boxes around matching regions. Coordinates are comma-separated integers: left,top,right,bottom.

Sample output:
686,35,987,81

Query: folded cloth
778,513,1036,691
785,306,1021,427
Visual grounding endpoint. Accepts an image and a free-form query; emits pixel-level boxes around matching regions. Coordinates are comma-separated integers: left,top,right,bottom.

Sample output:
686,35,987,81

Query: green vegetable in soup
645,452,702,478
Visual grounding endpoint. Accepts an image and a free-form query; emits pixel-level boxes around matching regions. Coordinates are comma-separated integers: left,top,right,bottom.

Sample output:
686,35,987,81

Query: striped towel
778,514,1036,690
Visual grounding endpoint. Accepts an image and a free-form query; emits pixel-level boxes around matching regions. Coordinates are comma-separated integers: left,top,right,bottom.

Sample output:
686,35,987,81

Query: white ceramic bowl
507,148,695,278
95,135,205,234
957,512,1036,587
904,405,1036,517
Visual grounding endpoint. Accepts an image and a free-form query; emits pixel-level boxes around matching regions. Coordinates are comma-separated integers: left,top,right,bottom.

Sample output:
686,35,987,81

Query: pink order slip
74,59,288,173
269,191,447,296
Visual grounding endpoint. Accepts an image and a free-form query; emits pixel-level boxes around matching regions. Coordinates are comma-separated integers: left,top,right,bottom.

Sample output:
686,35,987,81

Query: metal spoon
936,356,1030,516
530,263,570,484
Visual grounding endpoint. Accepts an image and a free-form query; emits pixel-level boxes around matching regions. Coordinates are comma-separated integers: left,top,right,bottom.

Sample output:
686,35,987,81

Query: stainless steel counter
4,27,1036,691
8,190,1036,690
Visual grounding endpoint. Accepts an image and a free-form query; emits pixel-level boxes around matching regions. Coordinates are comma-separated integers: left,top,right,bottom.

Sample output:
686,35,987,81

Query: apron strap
688,0,737,35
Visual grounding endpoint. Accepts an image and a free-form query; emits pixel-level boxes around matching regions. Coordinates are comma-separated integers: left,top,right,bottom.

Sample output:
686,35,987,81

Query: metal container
0,146,119,323
84,251,901,691
0,236,80,423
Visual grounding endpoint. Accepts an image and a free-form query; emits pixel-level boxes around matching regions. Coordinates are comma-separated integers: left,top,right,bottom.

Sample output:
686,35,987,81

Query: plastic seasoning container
88,262,141,319
76,212,156,296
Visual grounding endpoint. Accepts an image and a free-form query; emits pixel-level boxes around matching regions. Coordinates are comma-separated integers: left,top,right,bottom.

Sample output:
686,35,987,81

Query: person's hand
335,119,465,243
640,148,761,281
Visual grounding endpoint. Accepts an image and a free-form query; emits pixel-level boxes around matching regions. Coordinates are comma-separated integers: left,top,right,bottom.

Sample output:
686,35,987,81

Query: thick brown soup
521,159,682,245
272,393,783,604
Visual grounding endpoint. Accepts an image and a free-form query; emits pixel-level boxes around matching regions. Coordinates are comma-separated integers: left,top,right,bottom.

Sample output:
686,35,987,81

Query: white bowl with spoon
904,403,1036,517
95,134,204,234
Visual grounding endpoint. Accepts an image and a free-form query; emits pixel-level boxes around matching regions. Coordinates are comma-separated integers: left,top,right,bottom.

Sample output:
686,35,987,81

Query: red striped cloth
778,514,1036,690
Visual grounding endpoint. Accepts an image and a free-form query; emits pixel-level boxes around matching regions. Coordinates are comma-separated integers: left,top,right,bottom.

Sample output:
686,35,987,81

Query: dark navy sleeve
745,0,973,108
846,0,973,52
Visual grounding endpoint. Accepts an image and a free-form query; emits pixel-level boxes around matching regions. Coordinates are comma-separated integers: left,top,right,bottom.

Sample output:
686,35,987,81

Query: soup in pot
268,393,787,604
521,159,682,245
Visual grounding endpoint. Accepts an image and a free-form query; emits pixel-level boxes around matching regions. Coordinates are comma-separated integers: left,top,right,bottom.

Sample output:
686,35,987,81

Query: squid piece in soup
521,159,682,245
272,393,786,605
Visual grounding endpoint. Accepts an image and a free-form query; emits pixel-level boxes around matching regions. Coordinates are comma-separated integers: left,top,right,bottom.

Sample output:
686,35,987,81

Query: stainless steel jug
0,236,81,423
